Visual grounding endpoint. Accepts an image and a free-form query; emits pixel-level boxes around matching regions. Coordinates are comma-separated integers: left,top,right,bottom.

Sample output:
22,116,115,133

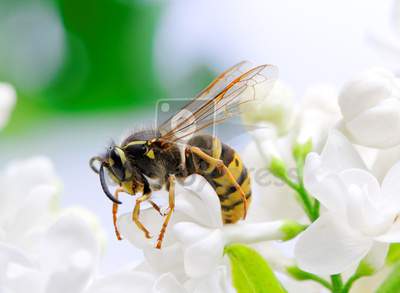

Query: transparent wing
158,62,278,142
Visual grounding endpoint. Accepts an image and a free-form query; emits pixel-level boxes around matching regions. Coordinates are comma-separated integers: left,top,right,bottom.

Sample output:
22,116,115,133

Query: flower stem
342,274,362,293
307,274,333,290
276,164,317,222
278,174,315,221
330,274,343,293
295,156,319,222
286,266,332,290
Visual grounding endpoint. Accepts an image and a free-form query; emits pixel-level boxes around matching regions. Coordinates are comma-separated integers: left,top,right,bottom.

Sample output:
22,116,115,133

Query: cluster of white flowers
3,67,400,293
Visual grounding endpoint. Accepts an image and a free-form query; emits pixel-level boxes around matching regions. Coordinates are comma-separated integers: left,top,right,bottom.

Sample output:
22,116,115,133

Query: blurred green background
0,0,167,134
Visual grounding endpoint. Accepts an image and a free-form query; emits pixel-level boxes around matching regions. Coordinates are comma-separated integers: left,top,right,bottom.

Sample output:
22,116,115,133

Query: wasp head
89,145,134,205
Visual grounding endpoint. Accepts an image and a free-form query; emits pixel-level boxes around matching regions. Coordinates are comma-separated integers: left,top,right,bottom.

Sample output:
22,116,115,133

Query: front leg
156,175,176,249
112,187,125,240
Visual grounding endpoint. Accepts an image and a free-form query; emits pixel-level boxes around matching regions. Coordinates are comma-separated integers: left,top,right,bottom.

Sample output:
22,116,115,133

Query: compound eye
111,165,125,181
109,148,126,181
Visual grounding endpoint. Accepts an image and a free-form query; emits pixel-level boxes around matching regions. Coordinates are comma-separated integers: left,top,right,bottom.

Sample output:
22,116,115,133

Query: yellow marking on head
125,141,146,147
146,149,155,159
115,147,127,164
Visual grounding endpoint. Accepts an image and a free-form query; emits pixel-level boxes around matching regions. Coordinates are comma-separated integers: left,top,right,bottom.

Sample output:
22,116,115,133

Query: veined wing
158,62,278,142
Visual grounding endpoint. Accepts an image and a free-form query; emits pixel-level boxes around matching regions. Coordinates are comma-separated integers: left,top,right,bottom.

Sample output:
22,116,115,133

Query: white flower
0,213,101,293
296,84,340,151
0,157,143,293
0,157,61,252
295,130,400,275
338,68,400,149
372,144,400,182
241,80,296,136
118,175,295,283
86,263,188,293
0,82,16,129
171,176,295,278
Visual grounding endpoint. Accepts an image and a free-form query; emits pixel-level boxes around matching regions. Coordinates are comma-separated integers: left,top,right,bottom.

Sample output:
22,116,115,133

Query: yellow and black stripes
186,134,251,224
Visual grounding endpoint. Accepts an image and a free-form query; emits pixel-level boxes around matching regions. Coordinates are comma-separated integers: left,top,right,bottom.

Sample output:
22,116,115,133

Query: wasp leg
132,193,152,239
189,146,248,219
149,200,163,216
113,187,125,240
156,175,176,249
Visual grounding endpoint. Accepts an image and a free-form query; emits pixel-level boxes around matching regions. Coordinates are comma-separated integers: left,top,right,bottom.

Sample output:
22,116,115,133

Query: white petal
375,219,400,242
339,169,381,202
345,98,400,148
372,145,400,182
41,214,99,293
1,157,60,221
61,207,107,255
176,175,222,228
339,71,392,121
117,207,179,249
86,271,155,293
153,273,187,293
143,244,184,275
331,169,395,237
304,155,347,212
295,213,373,275
0,242,35,284
183,229,224,278
173,222,213,245
320,130,366,172
3,263,46,293
184,266,234,293
381,161,400,213
9,185,58,249
344,182,390,237
362,242,389,272
223,221,285,244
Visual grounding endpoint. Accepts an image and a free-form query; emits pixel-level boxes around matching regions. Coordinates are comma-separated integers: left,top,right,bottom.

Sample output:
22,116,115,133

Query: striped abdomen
186,135,251,224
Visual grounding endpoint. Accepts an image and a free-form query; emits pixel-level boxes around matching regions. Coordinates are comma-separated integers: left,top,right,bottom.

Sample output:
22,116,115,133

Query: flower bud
338,68,400,148
296,84,340,151
241,80,295,136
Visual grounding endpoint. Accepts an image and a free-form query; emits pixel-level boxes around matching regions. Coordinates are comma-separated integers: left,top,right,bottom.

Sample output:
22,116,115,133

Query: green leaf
376,263,400,293
225,244,286,293
386,243,400,266
355,260,375,277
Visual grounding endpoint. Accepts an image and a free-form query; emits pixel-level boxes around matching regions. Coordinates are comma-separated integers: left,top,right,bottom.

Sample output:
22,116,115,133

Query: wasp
90,61,277,249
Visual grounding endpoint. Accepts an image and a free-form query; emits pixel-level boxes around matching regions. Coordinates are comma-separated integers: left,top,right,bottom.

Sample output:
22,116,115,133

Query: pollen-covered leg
113,187,125,240
132,193,152,239
156,175,176,249
189,146,248,219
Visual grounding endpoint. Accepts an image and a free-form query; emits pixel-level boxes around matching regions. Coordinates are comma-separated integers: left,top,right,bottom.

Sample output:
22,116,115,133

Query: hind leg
188,146,248,219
